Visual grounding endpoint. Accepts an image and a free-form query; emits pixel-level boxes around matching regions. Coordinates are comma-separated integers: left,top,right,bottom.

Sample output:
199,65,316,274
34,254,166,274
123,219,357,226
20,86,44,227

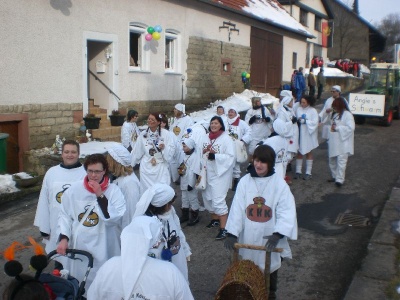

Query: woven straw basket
215,243,281,300
215,259,268,300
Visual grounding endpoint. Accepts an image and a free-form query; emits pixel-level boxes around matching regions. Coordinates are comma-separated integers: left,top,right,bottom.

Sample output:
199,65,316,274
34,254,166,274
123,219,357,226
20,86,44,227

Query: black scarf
60,161,82,170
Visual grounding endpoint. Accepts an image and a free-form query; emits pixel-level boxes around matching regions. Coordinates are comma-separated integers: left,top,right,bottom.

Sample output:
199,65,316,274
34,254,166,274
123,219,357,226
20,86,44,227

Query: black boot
232,178,239,191
187,209,199,226
179,208,189,223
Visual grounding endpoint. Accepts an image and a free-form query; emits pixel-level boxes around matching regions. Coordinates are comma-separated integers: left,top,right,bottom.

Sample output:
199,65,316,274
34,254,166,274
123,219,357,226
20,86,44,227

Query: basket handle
233,243,283,296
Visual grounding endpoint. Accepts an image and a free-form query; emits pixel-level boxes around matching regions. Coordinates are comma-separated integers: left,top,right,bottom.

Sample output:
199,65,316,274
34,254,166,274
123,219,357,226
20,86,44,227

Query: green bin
0,133,9,173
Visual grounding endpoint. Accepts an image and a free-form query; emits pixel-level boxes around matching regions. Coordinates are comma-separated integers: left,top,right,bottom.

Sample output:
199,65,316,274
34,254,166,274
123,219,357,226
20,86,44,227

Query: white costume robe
168,130,185,183
181,121,208,149
201,132,235,216
322,110,355,183
132,128,175,194
113,173,141,229
121,121,140,150
34,164,86,254
319,97,349,139
149,208,192,281
88,253,193,300
171,115,194,140
296,106,319,155
227,117,252,179
245,106,274,154
58,181,126,291
263,134,288,179
226,173,297,273
276,105,299,156
180,150,201,210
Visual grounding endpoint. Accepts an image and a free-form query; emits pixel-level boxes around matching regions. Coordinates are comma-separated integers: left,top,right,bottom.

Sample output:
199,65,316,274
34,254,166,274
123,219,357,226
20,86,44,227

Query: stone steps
88,99,122,142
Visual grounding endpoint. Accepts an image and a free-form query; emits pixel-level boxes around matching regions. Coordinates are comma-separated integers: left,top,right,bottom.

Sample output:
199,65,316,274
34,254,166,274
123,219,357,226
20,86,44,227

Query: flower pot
109,115,125,126
83,117,101,129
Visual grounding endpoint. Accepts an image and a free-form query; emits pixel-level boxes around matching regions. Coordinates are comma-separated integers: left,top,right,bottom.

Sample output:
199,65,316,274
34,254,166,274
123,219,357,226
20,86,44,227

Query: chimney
352,0,359,15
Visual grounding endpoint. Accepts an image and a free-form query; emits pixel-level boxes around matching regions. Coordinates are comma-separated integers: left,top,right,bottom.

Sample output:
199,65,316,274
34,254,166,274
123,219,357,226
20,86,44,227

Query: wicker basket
215,259,268,300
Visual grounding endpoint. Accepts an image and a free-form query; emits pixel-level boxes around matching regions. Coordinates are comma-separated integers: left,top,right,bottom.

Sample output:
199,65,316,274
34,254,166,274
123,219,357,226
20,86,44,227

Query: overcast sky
340,0,400,25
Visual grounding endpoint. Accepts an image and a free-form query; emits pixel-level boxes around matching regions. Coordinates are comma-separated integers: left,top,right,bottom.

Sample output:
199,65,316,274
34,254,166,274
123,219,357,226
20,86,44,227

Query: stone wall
186,37,251,107
0,103,83,149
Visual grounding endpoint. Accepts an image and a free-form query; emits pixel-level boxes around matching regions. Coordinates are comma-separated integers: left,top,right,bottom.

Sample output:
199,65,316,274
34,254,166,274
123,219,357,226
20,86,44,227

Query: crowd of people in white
30,85,355,299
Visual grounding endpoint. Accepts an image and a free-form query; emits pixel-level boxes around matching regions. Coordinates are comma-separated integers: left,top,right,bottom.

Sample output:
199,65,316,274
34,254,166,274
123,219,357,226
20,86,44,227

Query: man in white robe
34,140,86,260
87,216,194,300
224,145,297,299
245,97,274,157
171,103,194,140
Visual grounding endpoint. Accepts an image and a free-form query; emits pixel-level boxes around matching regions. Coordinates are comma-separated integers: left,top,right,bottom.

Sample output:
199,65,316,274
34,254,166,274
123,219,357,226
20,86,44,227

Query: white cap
332,85,341,93
175,103,185,114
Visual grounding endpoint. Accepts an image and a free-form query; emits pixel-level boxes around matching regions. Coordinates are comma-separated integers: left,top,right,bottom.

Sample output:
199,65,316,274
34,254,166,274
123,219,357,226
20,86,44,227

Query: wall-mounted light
104,47,112,61
219,21,240,41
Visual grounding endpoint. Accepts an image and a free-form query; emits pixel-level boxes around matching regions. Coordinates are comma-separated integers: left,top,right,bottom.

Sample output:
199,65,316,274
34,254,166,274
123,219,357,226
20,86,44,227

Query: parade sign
349,93,385,116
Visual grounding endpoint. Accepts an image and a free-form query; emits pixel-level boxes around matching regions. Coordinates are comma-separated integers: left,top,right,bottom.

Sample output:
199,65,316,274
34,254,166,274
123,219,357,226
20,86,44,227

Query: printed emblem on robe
173,126,181,136
255,115,264,124
131,131,138,142
55,184,71,204
246,197,272,223
276,148,285,164
78,205,99,227
228,128,238,140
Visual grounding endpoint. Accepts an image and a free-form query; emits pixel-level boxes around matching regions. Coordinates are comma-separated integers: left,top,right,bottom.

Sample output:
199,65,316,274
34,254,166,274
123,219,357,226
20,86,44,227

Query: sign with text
349,93,385,116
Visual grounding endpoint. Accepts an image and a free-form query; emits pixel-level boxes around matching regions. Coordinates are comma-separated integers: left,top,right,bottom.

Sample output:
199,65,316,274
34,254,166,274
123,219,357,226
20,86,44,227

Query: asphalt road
1,106,399,299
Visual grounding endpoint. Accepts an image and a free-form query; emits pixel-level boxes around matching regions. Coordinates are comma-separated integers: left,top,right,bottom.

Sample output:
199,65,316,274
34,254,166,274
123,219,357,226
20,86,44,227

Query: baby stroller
39,249,93,300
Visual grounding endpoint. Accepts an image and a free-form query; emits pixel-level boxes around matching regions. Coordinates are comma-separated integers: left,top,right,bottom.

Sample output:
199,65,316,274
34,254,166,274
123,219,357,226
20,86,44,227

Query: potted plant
83,113,101,129
109,110,125,126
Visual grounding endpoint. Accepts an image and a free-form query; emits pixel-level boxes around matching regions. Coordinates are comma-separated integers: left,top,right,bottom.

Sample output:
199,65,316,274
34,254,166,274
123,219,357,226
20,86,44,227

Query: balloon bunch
145,25,163,41
241,71,251,88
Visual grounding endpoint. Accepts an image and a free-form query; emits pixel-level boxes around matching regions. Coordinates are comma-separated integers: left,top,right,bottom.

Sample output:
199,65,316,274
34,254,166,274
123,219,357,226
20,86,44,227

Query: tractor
349,63,400,126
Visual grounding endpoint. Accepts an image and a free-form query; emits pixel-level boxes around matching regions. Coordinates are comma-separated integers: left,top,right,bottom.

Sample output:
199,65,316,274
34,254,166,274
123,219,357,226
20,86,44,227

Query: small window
313,44,322,57
129,23,149,71
221,58,232,75
165,30,180,73
315,16,322,32
292,52,297,69
300,9,308,27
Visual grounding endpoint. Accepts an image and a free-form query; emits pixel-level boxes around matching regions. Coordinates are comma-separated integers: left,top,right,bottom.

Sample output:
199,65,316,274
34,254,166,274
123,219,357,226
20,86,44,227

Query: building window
221,58,232,75
313,44,322,57
129,23,149,71
165,30,180,72
315,16,322,32
300,9,308,27
292,52,297,69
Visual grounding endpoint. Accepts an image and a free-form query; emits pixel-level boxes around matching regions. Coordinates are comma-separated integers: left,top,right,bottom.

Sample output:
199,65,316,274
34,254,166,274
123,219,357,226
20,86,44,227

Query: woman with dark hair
131,113,176,194
57,153,126,294
133,183,191,282
224,144,297,299
322,97,355,187
121,109,140,152
294,95,319,180
201,116,235,240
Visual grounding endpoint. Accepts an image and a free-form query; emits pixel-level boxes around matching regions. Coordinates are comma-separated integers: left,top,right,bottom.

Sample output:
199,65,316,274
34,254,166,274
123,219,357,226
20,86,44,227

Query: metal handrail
88,69,121,101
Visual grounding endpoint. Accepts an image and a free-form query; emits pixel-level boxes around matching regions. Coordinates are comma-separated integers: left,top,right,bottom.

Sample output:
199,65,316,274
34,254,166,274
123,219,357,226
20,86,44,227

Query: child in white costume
178,137,202,225
87,216,194,300
224,145,297,299
121,109,140,152
133,183,191,282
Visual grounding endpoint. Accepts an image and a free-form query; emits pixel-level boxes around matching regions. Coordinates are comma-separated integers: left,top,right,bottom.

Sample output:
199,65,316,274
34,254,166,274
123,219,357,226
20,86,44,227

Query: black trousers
317,84,323,99
269,269,278,299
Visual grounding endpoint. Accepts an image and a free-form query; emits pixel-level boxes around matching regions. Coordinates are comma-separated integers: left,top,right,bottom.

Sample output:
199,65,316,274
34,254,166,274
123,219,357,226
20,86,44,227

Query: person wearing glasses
56,153,126,294
33,140,86,269
121,109,140,152
319,85,349,140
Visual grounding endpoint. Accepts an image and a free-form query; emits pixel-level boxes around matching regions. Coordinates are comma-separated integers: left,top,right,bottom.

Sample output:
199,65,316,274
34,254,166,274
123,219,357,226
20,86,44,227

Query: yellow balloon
152,32,161,41
246,73,250,78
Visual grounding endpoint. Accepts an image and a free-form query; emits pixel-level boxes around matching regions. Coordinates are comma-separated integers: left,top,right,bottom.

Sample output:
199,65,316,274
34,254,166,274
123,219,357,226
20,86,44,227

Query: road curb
344,176,400,299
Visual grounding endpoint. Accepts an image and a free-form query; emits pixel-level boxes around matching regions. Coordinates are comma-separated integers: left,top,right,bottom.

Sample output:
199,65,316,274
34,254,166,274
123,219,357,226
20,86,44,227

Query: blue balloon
154,25,162,33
